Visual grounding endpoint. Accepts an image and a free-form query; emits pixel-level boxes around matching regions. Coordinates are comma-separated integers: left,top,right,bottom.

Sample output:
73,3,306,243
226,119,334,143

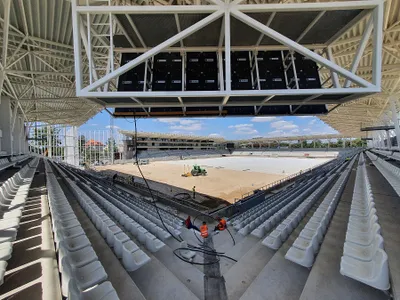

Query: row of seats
0,157,37,285
285,155,356,267
44,161,120,299
232,150,339,158
366,151,400,197
230,178,309,228
227,157,348,226
340,153,390,291
0,155,30,172
66,165,183,230
373,149,400,161
262,172,339,249
248,178,326,238
50,161,154,275
59,164,180,242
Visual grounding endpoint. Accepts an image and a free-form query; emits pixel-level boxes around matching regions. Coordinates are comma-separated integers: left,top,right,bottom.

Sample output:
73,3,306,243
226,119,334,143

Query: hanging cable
130,114,238,265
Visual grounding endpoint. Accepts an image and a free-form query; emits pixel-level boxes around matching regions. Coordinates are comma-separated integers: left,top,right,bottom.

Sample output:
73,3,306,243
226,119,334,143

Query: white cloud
229,123,258,135
308,119,317,125
251,117,278,123
303,128,311,132
156,118,203,131
297,116,314,118
88,123,98,126
271,120,299,130
157,118,181,123
170,122,202,131
105,125,120,129
209,133,223,138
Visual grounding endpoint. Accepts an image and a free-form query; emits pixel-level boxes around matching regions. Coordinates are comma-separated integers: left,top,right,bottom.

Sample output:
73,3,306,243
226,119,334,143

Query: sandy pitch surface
96,157,331,203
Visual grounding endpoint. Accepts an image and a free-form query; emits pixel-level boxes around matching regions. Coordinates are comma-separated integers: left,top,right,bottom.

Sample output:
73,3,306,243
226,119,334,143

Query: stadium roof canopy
120,130,226,141
0,0,399,136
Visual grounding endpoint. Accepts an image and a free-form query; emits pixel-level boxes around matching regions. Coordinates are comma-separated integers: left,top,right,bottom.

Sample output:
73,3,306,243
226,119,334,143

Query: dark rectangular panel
118,54,146,91
257,51,286,90
152,53,182,91
186,52,218,91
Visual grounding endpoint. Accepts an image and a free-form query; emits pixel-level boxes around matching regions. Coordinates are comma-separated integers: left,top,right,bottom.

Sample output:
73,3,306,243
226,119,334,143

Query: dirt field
96,161,287,203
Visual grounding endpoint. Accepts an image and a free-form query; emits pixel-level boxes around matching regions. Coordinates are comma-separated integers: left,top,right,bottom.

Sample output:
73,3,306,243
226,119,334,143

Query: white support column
372,2,384,89
390,96,400,148
71,0,83,92
224,2,231,92
343,17,373,88
385,130,391,149
326,47,340,88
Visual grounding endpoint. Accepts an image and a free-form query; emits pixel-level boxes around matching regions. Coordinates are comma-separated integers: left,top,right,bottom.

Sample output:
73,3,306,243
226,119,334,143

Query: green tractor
191,165,207,176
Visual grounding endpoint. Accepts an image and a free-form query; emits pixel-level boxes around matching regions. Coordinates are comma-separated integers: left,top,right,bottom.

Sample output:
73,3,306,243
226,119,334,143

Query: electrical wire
131,114,237,265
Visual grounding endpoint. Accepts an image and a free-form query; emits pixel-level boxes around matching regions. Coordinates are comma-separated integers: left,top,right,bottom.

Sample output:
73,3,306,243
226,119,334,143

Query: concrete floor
366,156,400,300
0,160,61,300
299,160,388,300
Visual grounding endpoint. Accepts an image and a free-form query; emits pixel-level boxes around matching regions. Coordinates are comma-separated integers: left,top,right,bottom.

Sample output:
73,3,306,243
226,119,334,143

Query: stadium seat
0,242,13,261
340,249,390,290
62,257,108,296
114,232,130,258
0,260,7,286
122,241,150,272
285,157,355,267
145,232,165,253
343,234,384,262
58,242,98,273
68,279,120,300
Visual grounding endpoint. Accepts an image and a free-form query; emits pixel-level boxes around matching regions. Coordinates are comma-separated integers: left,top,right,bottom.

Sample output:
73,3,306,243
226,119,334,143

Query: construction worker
200,221,209,238
184,216,200,232
214,217,227,232
192,186,196,199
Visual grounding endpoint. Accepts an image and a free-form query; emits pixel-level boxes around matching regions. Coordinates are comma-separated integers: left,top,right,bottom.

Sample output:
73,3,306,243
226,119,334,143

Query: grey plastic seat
55,226,85,249
68,279,120,300
343,234,383,262
0,218,19,230
0,228,17,243
122,241,150,271
61,257,108,296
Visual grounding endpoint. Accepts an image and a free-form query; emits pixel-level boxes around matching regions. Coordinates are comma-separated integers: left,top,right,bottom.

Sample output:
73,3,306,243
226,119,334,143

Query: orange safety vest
217,219,227,231
200,224,209,238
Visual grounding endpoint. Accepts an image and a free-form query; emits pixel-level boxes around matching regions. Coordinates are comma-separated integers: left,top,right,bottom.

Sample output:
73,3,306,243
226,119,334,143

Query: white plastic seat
0,242,13,261
63,235,91,252
106,225,122,246
58,243,98,272
137,226,148,244
0,218,19,230
343,234,383,262
55,226,85,248
122,241,150,271
68,279,120,300
0,260,7,286
285,244,314,268
345,223,380,246
179,241,196,261
100,219,115,238
340,249,390,290
113,232,130,258
62,258,108,296
145,232,165,253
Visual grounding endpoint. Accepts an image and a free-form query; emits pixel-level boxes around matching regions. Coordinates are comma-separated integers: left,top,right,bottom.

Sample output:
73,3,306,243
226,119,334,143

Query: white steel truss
71,0,383,109
0,0,399,138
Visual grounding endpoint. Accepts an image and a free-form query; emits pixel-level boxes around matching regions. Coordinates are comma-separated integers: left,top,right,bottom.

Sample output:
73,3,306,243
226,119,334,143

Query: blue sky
80,110,338,140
